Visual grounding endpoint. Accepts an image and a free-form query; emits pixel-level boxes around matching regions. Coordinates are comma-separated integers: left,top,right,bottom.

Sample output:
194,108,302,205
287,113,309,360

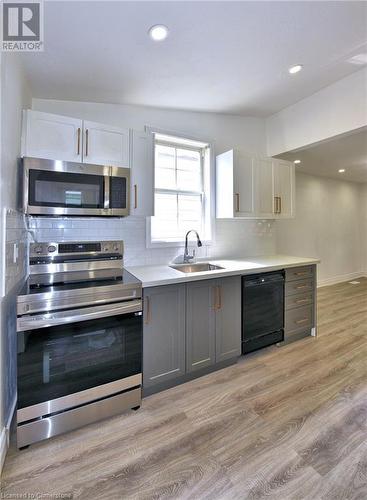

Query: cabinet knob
274,196,281,214
217,286,222,310
85,129,89,156
213,286,222,310
77,128,81,155
235,193,240,212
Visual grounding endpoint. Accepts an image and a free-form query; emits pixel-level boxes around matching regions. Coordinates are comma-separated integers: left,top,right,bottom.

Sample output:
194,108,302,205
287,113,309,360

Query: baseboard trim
0,427,7,475
6,396,16,432
317,271,366,288
0,396,16,475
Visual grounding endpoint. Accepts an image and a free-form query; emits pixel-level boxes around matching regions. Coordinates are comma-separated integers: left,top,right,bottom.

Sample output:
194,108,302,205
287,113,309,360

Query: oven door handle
17,300,142,332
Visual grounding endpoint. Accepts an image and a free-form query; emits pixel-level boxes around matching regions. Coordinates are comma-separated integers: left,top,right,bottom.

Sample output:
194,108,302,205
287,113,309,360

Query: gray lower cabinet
186,281,216,372
186,277,241,373
143,276,241,392
215,276,242,362
283,264,317,343
143,284,186,388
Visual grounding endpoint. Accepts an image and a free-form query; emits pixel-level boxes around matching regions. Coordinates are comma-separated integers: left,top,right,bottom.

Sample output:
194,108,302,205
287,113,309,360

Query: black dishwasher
242,271,284,354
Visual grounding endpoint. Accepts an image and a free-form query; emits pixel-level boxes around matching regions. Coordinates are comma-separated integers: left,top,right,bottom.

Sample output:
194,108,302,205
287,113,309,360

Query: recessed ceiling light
149,25,169,41
288,64,303,74
347,53,367,65
294,160,301,165
338,169,345,173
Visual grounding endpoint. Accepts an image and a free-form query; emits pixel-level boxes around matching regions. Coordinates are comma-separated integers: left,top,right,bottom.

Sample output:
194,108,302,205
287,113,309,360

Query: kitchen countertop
126,255,320,288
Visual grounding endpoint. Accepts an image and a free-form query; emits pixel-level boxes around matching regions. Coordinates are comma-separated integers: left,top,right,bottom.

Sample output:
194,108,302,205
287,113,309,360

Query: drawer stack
284,265,316,343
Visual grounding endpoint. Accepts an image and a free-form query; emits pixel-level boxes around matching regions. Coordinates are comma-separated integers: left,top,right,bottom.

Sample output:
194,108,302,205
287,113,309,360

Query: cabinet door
143,285,185,388
233,152,255,217
22,110,83,162
83,120,129,167
130,130,154,216
186,281,216,372
215,276,241,362
253,157,274,217
216,149,235,218
273,160,295,218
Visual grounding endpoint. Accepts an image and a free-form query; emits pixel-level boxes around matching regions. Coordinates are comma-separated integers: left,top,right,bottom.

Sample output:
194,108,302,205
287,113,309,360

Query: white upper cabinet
233,152,255,217
216,149,255,218
216,150,295,219
216,149,235,218
22,110,130,167
22,110,83,162
130,129,154,217
83,120,129,167
253,157,274,217
272,159,295,218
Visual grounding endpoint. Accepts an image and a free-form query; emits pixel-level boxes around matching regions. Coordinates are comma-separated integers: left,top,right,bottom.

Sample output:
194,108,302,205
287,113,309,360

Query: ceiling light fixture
347,53,367,66
149,25,169,42
294,160,301,165
288,64,303,74
338,169,345,173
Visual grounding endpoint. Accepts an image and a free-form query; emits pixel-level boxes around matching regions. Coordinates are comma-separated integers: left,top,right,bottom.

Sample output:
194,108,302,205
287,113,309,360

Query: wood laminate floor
1,278,367,499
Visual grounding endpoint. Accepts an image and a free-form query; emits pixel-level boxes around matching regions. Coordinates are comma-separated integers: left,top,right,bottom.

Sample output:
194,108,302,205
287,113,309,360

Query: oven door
17,300,142,420
109,167,130,216
24,158,110,216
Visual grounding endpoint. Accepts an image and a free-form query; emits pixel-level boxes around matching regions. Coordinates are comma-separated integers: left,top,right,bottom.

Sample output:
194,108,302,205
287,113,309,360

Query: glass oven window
17,313,142,409
29,169,104,208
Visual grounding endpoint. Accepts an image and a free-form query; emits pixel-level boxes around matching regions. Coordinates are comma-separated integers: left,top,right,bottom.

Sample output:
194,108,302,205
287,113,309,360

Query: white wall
33,98,266,155
276,172,363,285
0,54,31,472
266,68,367,156
30,98,277,265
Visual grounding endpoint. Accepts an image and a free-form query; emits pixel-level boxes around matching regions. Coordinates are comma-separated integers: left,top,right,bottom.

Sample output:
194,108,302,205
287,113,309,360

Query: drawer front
285,291,313,310
286,266,314,282
285,278,314,296
283,329,311,344
285,305,313,333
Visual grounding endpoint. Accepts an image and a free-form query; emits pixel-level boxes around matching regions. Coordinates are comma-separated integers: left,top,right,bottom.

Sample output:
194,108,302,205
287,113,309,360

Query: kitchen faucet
183,230,202,263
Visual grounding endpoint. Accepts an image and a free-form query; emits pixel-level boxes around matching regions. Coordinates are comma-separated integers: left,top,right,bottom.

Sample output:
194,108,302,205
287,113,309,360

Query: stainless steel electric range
16,240,142,448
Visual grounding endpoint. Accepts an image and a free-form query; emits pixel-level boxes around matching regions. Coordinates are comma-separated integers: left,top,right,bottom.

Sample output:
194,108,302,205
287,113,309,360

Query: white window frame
146,128,213,248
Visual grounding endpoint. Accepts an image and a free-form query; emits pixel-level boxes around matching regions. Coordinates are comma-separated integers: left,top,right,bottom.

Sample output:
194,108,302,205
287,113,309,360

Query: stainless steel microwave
22,157,130,216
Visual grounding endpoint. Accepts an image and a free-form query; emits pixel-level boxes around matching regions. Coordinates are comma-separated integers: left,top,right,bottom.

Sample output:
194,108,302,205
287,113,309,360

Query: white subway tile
30,215,277,266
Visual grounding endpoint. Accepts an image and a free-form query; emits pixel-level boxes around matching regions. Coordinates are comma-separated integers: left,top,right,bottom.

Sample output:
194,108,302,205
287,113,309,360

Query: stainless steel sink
170,263,224,274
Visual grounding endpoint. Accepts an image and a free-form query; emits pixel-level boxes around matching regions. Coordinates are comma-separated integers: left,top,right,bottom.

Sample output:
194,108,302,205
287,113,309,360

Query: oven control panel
30,240,124,257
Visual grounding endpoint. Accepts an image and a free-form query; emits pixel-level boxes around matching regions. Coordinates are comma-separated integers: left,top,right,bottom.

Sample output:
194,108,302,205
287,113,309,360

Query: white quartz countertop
126,255,320,288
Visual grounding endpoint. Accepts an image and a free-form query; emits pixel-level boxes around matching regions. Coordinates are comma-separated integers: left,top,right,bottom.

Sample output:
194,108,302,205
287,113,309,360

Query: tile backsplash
28,216,276,267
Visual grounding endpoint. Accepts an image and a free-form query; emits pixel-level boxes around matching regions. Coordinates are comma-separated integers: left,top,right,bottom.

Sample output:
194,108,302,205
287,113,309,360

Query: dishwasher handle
244,272,285,287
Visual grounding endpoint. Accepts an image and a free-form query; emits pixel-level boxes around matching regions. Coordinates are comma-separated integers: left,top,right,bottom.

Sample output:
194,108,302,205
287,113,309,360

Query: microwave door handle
104,175,110,209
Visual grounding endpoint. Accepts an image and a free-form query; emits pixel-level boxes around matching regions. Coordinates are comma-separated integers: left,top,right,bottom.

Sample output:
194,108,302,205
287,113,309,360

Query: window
149,133,211,245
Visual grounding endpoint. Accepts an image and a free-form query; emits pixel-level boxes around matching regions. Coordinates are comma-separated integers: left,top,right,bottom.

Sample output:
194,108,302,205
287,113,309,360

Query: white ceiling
21,1,367,116
277,128,367,183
